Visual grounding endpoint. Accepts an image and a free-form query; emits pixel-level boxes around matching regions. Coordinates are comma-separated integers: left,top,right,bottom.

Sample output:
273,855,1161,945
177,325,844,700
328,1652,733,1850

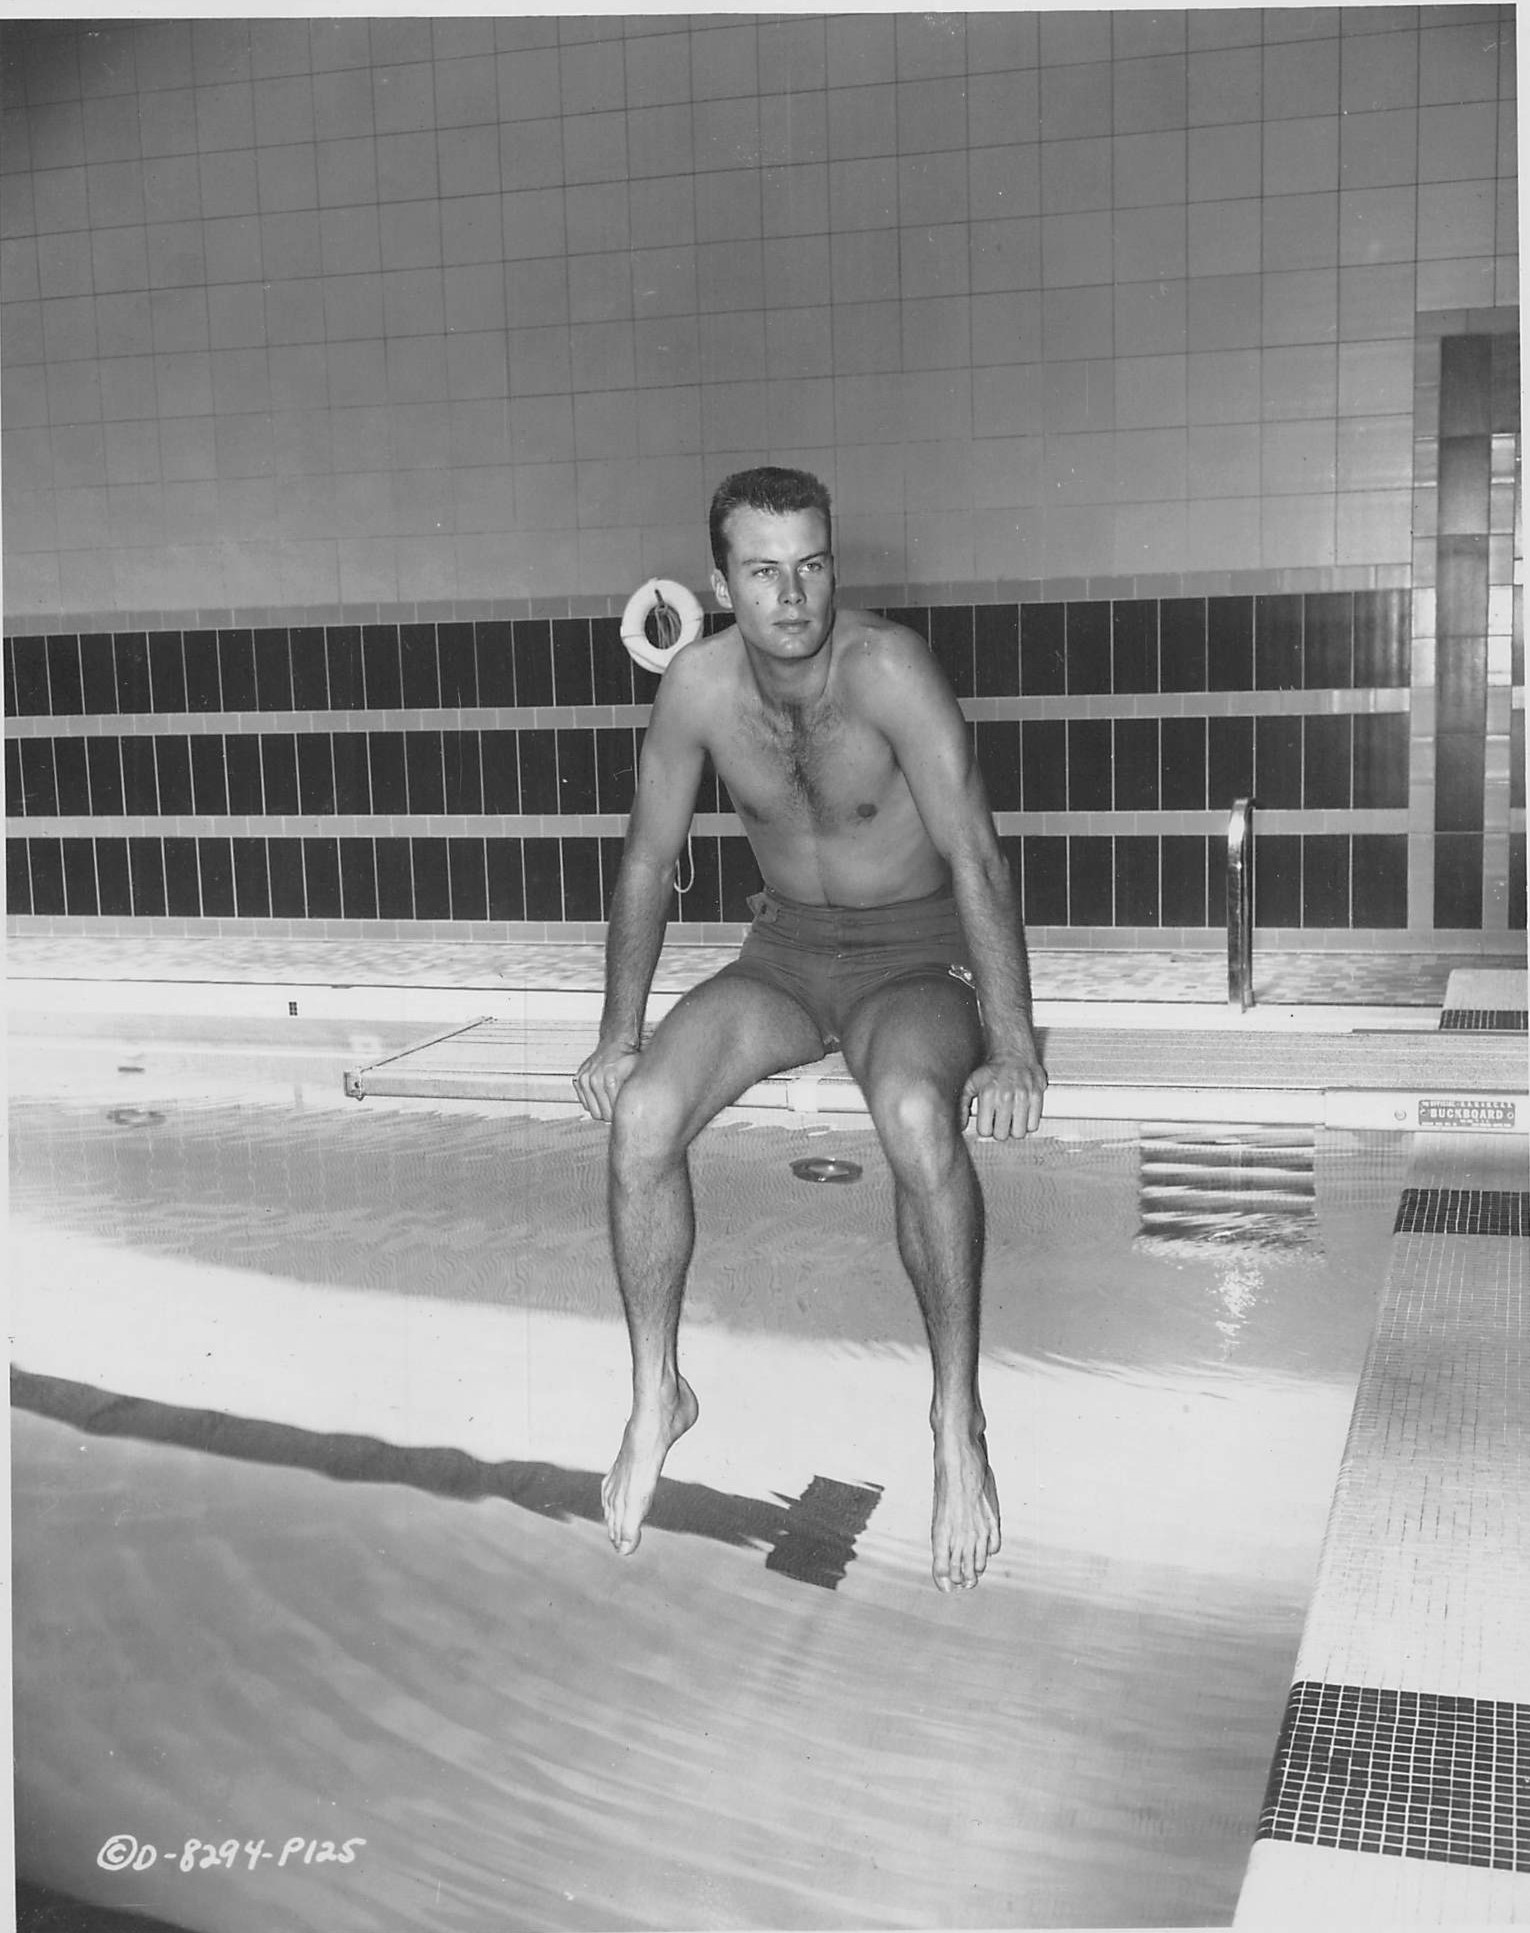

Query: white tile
1261,490,1336,567
1041,284,1113,361
1041,209,1113,286
1262,342,1339,420
1042,134,1113,218
1263,418,1337,494
1114,279,1187,356
1040,60,1112,141
1417,178,1497,259
1113,53,1187,135
903,217,980,294
1189,200,1261,277
897,77,970,156
1187,45,1262,127
759,88,828,170
1187,347,1261,425
1418,99,1499,181
970,216,1041,293
970,290,1042,368
968,13,1039,77
1263,36,1341,120
825,15,896,90
1110,130,1186,211
1188,273,1262,350
1419,17,1503,106
1338,337,1415,415
1113,204,1187,282
1339,184,1418,265
1188,422,1261,498
1115,353,1186,430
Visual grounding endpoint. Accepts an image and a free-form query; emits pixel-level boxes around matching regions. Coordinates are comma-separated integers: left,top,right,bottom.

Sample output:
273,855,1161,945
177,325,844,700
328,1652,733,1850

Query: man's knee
869,1074,965,1174
610,1065,689,1168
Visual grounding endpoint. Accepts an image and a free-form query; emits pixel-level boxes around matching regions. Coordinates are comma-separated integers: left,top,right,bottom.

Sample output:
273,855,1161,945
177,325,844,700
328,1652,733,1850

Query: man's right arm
575,663,707,1119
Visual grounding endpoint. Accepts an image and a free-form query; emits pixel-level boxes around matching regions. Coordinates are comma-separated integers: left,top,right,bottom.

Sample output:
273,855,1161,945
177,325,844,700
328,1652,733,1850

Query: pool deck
7,928,1529,1925
5,928,1518,1011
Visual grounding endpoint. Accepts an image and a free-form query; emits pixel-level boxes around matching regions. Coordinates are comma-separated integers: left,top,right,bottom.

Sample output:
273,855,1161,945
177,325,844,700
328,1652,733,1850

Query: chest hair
754,696,841,816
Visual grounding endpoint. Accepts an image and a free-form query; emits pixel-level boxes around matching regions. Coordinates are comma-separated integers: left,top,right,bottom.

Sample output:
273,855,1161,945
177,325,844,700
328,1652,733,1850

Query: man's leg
839,977,999,1592
603,974,825,1554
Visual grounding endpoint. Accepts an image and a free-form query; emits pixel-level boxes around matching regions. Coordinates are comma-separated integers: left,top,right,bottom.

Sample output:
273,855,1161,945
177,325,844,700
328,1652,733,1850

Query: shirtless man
575,467,1046,1592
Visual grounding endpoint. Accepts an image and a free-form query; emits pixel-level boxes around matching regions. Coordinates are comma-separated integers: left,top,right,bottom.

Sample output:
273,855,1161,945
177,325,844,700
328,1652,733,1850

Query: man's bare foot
931,1427,1002,1592
601,1375,699,1555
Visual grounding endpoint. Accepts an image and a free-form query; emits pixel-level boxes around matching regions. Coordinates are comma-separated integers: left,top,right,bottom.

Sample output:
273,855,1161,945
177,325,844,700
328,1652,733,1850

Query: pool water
9,1048,1411,1931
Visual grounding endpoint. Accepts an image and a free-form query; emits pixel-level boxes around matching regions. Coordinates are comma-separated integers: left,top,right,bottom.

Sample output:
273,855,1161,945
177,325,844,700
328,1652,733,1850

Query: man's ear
710,568,732,610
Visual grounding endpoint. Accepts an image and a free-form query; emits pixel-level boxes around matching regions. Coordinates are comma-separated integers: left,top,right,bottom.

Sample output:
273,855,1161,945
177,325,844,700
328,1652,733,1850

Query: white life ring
619,577,705,674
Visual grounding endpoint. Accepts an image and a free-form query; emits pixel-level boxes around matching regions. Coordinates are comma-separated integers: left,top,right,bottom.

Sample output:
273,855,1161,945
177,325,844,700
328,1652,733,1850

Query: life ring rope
620,577,705,674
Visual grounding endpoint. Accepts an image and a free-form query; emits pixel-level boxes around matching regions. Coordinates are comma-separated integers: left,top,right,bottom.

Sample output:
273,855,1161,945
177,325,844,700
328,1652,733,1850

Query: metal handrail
1227,798,1255,1011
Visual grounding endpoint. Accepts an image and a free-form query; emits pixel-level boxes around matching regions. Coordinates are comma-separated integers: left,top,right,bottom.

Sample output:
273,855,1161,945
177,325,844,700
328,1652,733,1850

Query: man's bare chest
709,699,900,831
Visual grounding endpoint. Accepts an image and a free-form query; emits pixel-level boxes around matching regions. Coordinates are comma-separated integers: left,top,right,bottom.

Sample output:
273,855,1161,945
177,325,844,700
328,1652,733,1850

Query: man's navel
855,802,877,819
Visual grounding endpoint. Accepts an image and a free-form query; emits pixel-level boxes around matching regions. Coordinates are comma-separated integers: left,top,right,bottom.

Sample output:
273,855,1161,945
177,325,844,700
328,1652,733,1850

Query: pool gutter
1234,971,1530,1926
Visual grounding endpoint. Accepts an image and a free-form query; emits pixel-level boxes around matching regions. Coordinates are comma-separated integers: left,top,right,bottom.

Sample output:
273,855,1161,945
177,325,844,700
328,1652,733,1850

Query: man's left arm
866,633,1047,1139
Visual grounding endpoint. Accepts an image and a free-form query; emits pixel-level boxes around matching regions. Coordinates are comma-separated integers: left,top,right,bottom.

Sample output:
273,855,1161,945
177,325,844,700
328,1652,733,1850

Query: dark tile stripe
1257,1680,1530,1871
0,586,1450,934
6,592,1410,720
1439,1009,1529,1032
1394,1188,1528,1237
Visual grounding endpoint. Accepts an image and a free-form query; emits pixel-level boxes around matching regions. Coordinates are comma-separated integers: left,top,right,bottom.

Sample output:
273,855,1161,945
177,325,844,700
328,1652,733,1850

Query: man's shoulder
834,609,940,682
655,625,741,705
664,624,740,683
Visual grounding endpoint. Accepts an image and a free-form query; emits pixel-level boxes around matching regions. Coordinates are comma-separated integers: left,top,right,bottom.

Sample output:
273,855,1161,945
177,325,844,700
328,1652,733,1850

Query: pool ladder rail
1227,798,1255,1013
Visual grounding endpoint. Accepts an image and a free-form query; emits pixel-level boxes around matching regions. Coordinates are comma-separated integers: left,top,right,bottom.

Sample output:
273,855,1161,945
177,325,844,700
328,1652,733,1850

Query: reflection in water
9,1098,1409,1929
1212,1256,1265,1354
1135,1124,1331,1361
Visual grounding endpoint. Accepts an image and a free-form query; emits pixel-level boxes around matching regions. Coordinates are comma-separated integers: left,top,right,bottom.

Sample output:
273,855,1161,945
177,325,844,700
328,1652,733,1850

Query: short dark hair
708,466,833,574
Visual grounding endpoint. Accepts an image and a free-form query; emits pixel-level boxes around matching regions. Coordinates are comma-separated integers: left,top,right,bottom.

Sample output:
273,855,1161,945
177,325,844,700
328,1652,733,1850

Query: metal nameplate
1417,1098,1517,1129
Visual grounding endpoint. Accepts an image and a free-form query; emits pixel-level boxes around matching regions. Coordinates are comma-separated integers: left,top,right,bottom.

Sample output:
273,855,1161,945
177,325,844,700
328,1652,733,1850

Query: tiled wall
11,583,1484,940
0,9,1518,616
2,11,1523,944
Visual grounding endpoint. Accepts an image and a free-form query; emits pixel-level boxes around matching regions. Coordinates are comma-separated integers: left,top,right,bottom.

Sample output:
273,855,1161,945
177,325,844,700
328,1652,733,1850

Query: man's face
711,505,835,662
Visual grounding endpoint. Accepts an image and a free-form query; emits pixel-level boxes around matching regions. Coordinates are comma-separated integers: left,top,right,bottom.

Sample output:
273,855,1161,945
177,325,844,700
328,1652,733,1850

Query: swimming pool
9,1022,1412,1930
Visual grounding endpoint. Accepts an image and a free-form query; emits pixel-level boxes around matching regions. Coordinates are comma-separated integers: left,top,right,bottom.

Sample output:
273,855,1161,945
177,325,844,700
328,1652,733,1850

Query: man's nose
781,573,805,602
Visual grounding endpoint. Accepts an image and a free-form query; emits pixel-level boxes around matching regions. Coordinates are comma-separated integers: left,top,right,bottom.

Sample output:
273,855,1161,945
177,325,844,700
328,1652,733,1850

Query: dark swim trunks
712,885,979,1050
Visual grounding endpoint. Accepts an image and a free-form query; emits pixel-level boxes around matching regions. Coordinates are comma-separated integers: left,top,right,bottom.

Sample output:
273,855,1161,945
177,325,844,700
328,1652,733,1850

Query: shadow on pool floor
11,1368,881,1592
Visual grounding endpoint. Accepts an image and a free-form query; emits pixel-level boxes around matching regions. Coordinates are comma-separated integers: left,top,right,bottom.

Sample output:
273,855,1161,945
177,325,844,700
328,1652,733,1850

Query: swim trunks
712,885,978,1051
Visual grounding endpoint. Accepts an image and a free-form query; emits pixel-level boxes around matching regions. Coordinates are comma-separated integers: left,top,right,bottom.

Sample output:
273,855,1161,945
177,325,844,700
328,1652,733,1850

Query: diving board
344,1016,1527,1132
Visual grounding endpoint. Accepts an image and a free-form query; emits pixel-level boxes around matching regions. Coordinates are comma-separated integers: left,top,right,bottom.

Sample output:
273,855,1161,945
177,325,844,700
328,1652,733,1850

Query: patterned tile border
1393,1188,1528,1237
1256,1682,1529,1873
1238,1093,1530,1923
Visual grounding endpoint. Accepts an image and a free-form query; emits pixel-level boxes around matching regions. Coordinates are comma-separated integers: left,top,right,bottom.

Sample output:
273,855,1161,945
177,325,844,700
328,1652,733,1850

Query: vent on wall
1136,1124,1319,1254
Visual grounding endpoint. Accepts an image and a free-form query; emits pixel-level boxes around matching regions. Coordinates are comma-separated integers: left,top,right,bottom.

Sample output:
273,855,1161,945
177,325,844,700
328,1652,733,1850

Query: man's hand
575,1039,641,1121
960,1049,1047,1139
